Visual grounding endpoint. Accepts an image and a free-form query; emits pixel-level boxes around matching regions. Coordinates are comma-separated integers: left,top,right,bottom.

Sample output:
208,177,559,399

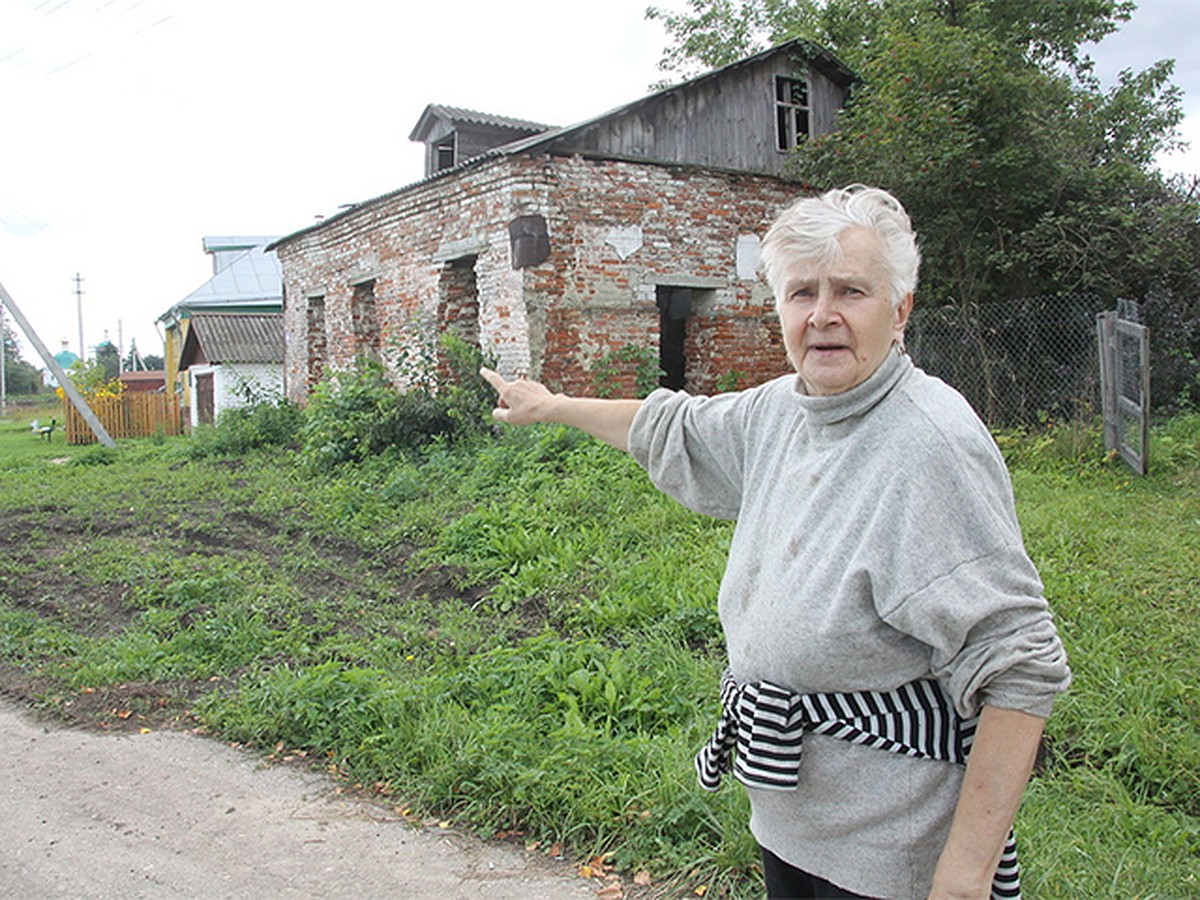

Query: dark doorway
656,286,692,390
351,280,381,363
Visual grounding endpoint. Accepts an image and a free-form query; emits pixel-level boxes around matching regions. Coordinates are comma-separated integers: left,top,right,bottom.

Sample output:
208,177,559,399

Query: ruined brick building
271,39,854,401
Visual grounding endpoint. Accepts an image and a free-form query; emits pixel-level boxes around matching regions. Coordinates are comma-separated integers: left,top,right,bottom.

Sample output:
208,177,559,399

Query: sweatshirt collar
792,345,912,426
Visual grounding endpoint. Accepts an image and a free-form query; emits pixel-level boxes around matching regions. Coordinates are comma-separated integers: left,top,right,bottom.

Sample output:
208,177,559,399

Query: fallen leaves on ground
578,854,612,879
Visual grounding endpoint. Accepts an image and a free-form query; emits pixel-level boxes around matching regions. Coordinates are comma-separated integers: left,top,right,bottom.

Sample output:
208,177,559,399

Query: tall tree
94,340,121,382
789,16,1189,307
648,0,1196,309
2,319,44,395
648,0,1135,75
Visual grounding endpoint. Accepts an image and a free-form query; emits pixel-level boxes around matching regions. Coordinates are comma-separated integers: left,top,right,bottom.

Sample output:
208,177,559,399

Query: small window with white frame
775,74,810,152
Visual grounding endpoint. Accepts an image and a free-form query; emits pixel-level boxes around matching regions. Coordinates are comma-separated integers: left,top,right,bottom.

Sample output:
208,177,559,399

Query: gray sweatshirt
628,347,1070,899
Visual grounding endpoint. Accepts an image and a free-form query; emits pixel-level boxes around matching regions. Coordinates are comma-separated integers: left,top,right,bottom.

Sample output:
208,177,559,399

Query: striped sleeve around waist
696,670,974,791
694,671,1020,899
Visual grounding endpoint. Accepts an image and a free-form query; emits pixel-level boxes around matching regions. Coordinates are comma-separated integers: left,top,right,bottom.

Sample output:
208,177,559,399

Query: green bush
298,338,496,471
187,399,303,458
592,344,663,398
67,445,119,467
437,332,498,434
298,360,451,470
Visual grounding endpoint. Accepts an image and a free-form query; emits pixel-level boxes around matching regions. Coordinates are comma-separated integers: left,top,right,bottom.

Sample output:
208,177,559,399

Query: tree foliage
94,341,120,381
123,346,164,372
649,0,1199,309
2,320,44,394
59,358,124,400
792,19,1192,308
648,0,1136,75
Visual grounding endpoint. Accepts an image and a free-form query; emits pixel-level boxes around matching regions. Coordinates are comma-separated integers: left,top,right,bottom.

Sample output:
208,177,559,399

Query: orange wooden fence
63,393,183,444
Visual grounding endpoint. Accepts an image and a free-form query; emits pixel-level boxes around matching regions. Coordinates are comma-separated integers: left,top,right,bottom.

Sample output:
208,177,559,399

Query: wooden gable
540,40,854,177
406,41,854,182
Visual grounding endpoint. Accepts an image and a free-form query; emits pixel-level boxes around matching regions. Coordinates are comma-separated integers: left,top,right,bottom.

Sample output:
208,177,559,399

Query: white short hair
760,185,921,309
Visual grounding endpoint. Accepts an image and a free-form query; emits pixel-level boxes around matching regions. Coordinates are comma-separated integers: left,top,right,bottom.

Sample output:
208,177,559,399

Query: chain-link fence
907,294,1110,429
1139,288,1200,417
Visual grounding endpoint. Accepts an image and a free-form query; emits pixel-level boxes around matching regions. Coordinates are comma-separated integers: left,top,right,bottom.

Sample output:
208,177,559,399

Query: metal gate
1097,305,1150,474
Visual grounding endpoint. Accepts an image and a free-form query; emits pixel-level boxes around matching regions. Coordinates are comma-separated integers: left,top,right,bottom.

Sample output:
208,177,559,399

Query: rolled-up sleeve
871,427,1072,720
882,548,1072,719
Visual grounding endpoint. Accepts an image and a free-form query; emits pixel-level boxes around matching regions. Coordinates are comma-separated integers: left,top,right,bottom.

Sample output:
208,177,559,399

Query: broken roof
272,38,855,251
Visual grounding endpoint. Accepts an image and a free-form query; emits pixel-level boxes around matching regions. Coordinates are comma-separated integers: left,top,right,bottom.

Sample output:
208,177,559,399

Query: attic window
775,75,810,152
435,133,457,171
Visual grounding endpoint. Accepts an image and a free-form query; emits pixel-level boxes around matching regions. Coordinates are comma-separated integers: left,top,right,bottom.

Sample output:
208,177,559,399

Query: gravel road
0,699,600,899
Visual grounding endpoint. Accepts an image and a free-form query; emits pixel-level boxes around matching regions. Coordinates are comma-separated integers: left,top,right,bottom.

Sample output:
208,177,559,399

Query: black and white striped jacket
696,670,1021,899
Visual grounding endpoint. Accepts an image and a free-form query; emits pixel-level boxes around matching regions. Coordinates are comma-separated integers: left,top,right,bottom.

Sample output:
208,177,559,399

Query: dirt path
0,699,601,898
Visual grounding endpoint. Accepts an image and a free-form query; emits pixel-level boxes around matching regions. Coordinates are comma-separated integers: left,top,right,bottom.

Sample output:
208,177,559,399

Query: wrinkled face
777,227,912,396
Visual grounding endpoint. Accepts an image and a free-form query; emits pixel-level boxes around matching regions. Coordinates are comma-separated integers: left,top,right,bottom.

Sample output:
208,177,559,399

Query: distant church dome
54,339,79,369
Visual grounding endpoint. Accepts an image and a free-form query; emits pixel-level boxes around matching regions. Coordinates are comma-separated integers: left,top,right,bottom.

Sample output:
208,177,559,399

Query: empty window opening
306,295,327,390
656,286,693,390
775,75,810,152
351,280,381,362
438,256,481,350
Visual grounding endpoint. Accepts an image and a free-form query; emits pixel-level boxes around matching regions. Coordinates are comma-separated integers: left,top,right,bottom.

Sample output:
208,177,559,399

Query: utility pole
75,272,85,361
0,302,7,418
0,280,116,448
129,337,144,371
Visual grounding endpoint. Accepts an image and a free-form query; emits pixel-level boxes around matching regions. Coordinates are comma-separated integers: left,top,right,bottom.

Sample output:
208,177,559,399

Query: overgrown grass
0,396,82,467
0,406,1197,897
995,414,1200,898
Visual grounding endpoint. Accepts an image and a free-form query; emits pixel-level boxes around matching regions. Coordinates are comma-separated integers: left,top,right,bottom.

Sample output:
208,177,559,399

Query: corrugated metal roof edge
180,311,285,366
409,104,554,141
157,296,281,324
268,38,853,252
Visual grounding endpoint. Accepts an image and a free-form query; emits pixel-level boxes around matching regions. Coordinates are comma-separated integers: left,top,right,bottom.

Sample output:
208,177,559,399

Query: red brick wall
275,154,802,404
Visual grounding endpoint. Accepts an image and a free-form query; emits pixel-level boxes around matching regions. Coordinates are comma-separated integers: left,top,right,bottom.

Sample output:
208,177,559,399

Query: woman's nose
808,291,839,326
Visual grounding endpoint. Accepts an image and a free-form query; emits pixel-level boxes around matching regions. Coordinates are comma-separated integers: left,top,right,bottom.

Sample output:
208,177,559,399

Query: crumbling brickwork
276,153,801,404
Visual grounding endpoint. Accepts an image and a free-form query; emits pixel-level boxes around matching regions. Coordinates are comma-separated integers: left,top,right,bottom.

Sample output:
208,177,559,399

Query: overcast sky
2,0,1198,368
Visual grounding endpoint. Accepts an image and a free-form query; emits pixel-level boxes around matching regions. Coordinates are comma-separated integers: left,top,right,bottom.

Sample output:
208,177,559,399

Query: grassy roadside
0,398,1197,898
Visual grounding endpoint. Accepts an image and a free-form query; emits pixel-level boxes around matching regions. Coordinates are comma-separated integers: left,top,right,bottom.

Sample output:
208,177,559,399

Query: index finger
479,367,506,392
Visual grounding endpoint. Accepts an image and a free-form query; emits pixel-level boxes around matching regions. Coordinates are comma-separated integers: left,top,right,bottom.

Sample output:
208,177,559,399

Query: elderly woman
481,185,1070,900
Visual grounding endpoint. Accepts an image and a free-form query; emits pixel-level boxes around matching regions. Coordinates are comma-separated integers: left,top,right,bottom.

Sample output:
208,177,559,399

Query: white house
177,312,284,428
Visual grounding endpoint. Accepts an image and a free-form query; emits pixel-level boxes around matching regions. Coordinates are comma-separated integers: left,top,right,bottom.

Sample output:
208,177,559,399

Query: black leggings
761,847,874,899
